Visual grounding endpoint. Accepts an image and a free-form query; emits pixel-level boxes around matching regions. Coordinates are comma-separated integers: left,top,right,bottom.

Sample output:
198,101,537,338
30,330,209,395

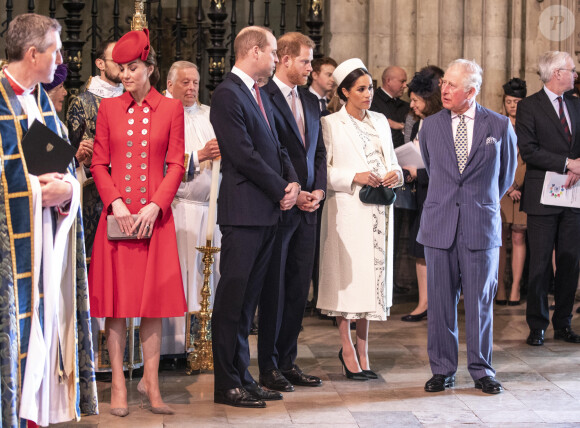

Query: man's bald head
381,66,408,98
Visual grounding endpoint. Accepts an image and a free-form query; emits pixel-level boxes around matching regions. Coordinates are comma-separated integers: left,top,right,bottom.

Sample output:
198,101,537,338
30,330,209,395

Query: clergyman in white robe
162,94,221,355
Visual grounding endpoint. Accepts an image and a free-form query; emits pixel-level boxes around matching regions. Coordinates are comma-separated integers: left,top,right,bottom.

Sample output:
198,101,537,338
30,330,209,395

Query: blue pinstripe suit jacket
417,103,517,250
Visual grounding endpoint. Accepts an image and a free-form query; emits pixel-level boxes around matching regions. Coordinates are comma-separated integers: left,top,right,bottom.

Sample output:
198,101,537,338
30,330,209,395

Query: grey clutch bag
107,214,150,240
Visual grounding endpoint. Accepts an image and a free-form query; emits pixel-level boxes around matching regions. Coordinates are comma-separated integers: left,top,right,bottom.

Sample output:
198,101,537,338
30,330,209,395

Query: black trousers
258,211,316,372
526,210,580,331
212,224,277,392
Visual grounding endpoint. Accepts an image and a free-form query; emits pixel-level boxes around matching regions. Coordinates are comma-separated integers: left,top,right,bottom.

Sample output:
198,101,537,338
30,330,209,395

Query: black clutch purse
394,182,417,210
359,185,396,206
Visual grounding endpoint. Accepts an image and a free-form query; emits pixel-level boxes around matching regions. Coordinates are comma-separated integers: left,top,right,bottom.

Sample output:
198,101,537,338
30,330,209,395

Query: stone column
415,0,440,70
440,0,465,67
480,0,509,112
392,0,416,75
327,0,370,64
368,0,393,79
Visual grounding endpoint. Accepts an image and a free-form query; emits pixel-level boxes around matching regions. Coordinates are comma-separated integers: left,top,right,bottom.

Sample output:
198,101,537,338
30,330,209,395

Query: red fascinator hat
112,28,150,64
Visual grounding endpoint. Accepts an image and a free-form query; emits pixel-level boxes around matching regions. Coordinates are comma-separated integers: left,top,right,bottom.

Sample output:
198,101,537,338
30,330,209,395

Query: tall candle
206,158,220,242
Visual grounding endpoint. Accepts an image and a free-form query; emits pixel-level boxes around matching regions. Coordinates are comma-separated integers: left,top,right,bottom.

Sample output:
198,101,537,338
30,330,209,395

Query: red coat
89,88,186,318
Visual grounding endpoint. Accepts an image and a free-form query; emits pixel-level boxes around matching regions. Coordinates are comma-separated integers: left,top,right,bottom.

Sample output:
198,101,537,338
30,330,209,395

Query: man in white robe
163,61,221,355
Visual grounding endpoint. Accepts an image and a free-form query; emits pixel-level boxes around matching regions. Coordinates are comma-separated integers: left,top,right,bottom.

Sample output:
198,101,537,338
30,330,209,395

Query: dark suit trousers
212,224,277,392
424,221,498,381
526,210,580,330
258,210,316,373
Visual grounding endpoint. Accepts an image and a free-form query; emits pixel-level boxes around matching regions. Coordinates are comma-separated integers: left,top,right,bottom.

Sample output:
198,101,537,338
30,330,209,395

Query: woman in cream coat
317,59,403,380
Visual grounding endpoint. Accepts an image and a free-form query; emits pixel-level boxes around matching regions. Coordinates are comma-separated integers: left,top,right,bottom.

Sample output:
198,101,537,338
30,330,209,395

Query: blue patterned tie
455,114,468,174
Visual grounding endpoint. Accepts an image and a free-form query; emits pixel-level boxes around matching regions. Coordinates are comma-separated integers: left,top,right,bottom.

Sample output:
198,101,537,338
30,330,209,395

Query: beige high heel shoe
109,407,129,417
137,381,175,415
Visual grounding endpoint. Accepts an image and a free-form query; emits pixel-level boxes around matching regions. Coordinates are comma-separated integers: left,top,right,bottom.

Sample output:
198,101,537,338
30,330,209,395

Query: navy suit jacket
516,89,580,215
263,80,327,225
210,72,299,226
417,103,517,250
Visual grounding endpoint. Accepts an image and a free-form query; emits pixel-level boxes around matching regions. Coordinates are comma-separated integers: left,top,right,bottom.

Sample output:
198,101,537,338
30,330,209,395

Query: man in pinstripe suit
417,59,517,395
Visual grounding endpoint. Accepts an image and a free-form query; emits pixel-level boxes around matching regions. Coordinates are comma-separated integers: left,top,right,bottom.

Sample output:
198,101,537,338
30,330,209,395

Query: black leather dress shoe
474,376,503,394
281,365,322,387
245,382,283,400
526,329,545,346
401,310,427,322
554,327,580,343
424,374,455,392
214,387,266,408
259,369,294,392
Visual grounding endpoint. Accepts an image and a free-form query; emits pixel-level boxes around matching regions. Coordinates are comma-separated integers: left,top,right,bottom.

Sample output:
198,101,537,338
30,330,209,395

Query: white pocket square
485,137,498,145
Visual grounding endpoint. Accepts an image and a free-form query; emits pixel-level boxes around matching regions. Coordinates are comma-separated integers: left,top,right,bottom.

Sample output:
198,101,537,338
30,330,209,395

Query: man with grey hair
0,13,97,426
162,60,221,356
418,59,516,395
516,51,580,347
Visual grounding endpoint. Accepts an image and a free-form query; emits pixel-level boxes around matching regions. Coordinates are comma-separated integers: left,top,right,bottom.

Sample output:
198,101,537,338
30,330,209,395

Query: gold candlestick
131,0,148,31
187,240,220,373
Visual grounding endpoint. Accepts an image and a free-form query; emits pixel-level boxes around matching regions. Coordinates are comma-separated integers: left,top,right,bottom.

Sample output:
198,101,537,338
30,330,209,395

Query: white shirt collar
451,100,477,121
231,66,257,92
165,90,199,114
308,85,325,100
380,87,395,99
273,75,296,99
543,85,563,102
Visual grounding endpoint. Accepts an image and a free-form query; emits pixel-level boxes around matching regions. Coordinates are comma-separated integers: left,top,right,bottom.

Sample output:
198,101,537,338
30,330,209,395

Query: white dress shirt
231,66,259,101
273,75,304,124
544,85,572,134
451,101,477,155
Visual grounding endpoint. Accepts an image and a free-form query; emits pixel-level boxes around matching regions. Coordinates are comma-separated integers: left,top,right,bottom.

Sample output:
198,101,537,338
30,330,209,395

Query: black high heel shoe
338,348,368,381
401,310,427,322
353,344,378,379
495,299,507,305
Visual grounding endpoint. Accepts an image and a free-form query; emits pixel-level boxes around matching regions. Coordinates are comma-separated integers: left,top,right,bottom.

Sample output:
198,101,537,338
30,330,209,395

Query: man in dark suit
259,32,327,392
418,59,517,395
308,56,337,114
516,51,580,347
370,65,409,149
210,26,301,408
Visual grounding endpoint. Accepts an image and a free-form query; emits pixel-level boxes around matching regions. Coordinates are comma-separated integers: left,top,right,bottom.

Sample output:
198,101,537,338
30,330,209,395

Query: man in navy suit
210,26,301,408
516,51,580,347
418,59,517,395
258,32,327,392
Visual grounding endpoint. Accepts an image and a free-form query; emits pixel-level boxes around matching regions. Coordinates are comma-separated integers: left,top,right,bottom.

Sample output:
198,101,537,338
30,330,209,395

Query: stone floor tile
351,410,422,427
284,401,357,424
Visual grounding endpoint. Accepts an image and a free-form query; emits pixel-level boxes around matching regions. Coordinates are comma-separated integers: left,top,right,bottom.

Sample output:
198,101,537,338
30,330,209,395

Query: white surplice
162,97,221,355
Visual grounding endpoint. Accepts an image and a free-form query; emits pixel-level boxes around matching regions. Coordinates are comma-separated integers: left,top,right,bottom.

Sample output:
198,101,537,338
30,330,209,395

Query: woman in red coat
89,29,186,416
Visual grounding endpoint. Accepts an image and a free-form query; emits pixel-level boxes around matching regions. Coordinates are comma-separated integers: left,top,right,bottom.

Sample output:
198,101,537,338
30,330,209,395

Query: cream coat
317,106,402,315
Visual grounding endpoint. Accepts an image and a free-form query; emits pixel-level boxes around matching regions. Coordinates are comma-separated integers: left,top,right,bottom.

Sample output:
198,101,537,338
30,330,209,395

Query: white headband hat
333,58,368,87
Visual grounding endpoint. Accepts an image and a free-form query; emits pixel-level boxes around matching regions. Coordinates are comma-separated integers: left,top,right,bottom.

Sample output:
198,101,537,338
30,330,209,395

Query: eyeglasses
559,68,577,74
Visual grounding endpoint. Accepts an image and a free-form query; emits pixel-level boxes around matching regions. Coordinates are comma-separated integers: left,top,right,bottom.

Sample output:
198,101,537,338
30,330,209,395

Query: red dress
89,88,187,318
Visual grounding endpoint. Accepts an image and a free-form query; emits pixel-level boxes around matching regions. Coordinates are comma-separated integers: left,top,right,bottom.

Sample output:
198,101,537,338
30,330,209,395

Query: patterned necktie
290,88,305,145
253,82,270,129
319,97,327,112
454,114,468,174
557,96,572,144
